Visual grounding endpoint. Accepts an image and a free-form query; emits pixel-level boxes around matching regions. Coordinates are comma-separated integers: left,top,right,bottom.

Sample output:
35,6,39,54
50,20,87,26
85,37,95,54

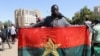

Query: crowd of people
0,24,17,51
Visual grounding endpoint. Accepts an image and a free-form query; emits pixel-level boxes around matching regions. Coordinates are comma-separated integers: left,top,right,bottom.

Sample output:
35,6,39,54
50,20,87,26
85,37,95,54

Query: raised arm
32,19,46,27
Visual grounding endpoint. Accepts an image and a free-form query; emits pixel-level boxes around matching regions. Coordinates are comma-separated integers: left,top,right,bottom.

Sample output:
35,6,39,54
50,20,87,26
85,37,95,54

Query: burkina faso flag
18,26,91,56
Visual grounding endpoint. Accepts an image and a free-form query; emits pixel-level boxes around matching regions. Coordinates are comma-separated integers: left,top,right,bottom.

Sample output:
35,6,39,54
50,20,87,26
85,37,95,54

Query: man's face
51,5,59,17
51,8,59,17
51,9,59,16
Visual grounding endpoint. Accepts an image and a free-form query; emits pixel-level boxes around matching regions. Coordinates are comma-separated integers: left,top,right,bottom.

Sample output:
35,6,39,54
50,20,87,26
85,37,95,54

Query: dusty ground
0,41,18,56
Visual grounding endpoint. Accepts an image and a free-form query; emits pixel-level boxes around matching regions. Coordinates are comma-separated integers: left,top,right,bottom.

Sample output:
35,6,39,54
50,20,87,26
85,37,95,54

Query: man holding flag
18,4,91,56
33,4,71,27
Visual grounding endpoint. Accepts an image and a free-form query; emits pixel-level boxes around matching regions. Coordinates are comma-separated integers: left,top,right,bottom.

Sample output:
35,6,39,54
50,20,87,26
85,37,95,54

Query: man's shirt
93,23,100,43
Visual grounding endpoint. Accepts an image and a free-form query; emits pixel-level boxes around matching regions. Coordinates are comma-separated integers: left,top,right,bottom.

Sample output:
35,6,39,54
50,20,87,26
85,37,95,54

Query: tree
72,6,95,24
72,12,81,24
0,21,3,29
3,20,12,27
65,17,72,23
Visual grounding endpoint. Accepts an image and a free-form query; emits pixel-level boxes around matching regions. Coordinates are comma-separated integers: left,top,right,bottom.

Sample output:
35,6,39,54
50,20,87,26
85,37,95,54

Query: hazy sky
0,0,100,23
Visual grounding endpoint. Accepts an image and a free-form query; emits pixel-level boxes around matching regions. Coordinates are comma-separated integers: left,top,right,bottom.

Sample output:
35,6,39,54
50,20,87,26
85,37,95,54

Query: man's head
51,4,59,17
4,25,7,28
11,24,14,26
35,14,38,18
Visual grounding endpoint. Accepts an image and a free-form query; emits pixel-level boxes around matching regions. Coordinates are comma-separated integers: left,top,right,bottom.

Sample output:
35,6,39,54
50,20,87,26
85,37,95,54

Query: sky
0,0,100,23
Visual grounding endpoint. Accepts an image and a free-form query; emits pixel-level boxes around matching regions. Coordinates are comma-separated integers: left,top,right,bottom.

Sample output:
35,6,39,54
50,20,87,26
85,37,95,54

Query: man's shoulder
93,24,100,29
45,16,52,19
43,16,53,21
60,17,67,21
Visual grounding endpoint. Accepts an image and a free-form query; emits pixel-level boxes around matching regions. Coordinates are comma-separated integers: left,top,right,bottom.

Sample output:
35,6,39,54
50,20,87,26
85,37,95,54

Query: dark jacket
33,13,71,27
0,30,1,37
1,28,8,38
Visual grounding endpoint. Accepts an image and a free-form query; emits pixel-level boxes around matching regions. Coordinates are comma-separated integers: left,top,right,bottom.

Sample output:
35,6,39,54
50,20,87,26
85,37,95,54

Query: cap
51,4,59,11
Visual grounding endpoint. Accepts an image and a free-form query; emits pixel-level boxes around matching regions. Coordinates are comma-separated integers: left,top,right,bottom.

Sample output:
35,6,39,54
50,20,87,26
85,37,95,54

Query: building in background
94,6,100,16
15,9,41,27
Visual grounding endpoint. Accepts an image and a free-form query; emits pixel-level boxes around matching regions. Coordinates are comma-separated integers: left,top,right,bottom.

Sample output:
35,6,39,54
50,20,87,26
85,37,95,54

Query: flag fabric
18,26,91,56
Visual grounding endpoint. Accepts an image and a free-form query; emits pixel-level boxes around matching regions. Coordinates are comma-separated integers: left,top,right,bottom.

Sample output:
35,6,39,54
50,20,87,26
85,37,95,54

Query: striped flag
18,26,91,56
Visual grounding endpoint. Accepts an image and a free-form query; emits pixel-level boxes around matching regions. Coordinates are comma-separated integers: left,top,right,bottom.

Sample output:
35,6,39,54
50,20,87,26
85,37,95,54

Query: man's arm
32,19,45,27
62,17,71,26
84,21,93,33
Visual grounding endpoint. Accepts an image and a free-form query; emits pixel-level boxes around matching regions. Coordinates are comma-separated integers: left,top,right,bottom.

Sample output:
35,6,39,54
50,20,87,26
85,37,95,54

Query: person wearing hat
32,4,71,27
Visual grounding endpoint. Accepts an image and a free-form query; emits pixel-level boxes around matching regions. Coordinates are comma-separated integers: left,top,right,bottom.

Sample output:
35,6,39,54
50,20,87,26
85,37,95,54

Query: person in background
10,24,16,44
8,26,11,42
35,14,41,23
32,4,71,27
92,19,100,56
84,18,93,46
1,25,11,51
29,14,41,26
84,18,93,32
0,29,2,45
84,18,93,56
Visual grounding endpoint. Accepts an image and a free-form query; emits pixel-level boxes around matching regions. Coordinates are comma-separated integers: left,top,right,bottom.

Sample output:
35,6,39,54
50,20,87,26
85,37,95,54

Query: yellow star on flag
42,38,60,56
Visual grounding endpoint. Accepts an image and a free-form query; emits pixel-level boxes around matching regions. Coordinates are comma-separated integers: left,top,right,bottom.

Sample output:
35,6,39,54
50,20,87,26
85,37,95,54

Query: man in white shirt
10,24,16,44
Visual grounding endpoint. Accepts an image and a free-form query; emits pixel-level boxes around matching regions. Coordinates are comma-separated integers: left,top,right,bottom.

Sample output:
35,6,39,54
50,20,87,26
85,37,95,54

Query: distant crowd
0,24,17,51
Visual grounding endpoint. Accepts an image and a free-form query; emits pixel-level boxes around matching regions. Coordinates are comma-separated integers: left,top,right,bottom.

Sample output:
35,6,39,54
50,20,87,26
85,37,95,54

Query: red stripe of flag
18,26,90,48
